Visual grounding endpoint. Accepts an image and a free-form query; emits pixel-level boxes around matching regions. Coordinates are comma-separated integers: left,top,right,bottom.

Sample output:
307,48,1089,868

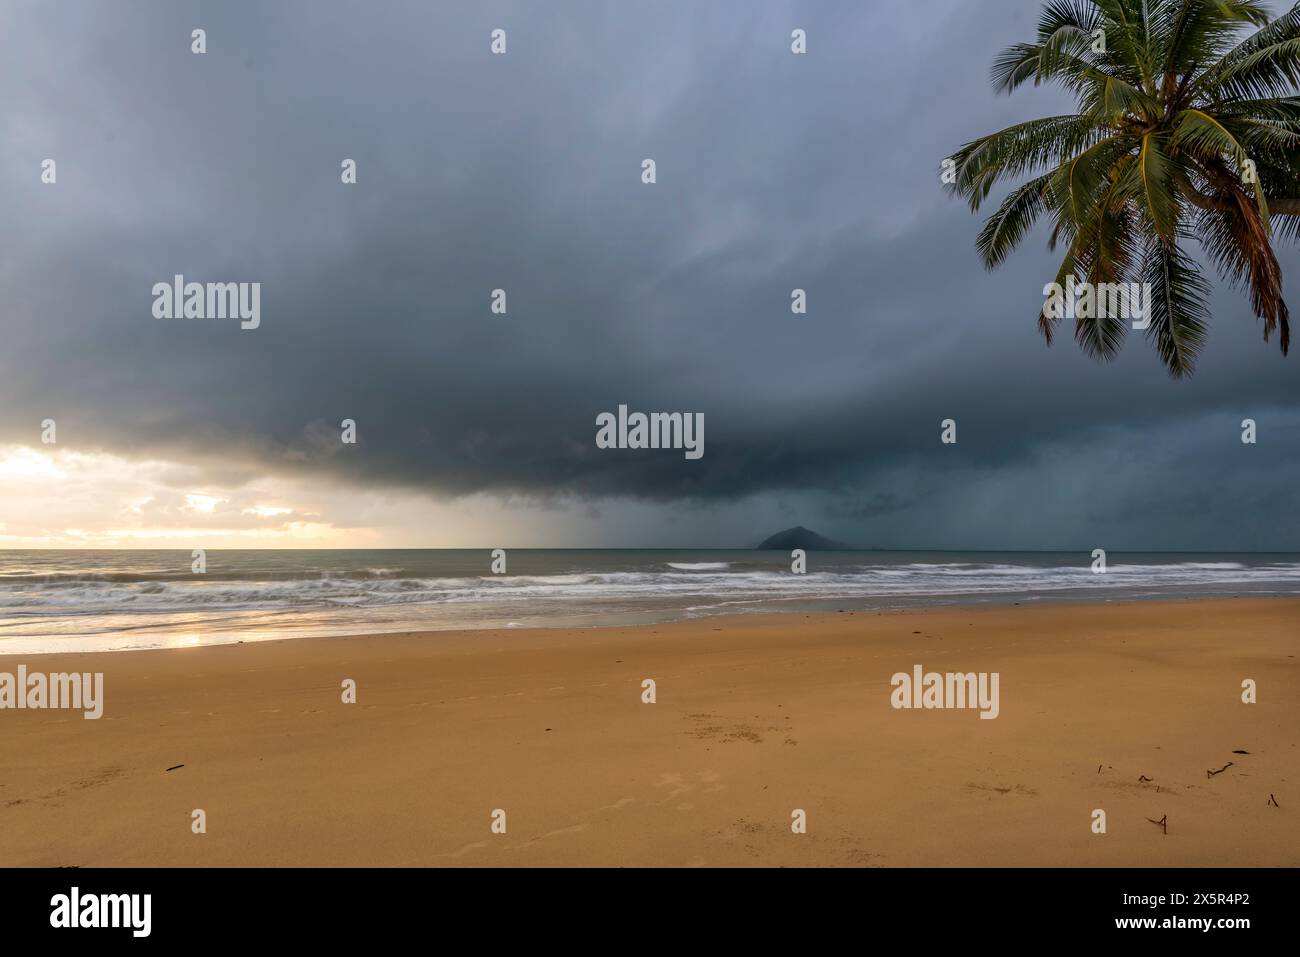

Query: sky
1,0,1297,550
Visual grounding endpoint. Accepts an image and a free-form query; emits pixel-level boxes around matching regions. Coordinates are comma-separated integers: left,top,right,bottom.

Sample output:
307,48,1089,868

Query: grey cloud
2,0,1298,548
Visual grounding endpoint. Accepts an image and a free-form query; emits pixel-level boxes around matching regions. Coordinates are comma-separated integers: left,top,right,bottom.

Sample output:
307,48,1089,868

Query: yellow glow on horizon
0,442,578,550
0,443,366,548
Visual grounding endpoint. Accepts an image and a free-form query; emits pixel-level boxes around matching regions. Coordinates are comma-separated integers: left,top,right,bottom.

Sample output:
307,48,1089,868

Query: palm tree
947,0,1300,377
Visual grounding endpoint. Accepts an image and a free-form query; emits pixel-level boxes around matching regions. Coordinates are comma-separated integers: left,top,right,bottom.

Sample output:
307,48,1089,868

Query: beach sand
1,598,1296,867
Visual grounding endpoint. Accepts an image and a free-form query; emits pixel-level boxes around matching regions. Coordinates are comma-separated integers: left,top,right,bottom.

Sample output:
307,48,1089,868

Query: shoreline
2,597,1296,866
4,589,1298,657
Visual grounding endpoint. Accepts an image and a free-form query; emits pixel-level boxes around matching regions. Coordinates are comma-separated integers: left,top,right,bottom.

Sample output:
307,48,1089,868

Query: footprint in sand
967,782,1038,796
444,839,491,859
655,770,725,804
592,796,635,813
655,772,692,802
698,769,725,794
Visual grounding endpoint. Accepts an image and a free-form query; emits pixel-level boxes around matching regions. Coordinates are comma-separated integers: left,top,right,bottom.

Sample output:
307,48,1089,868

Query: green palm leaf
950,0,1300,377
1143,237,1212,377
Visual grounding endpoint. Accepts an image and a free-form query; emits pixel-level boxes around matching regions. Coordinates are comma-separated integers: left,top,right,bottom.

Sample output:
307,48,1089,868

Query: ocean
0,549,1297,653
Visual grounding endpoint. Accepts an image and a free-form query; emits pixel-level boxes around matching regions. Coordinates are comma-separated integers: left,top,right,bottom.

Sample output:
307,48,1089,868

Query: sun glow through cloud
0,443,683,549
0,444,361,548
0,447,67,481
183,493,224,513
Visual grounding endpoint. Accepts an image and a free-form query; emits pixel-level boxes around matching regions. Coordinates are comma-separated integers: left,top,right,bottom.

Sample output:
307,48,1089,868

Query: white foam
2,558,1297,652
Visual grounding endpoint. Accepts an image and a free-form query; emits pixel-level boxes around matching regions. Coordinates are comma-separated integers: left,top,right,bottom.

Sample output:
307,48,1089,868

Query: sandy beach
1,597,1295,867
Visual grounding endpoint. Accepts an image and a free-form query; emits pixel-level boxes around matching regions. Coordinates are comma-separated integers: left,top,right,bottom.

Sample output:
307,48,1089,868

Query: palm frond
976,174,1053,268
1173,108,1272,227
1142,235,1212,377
1138,132,1181,236
1194,3,1300,100
946,115,1101,210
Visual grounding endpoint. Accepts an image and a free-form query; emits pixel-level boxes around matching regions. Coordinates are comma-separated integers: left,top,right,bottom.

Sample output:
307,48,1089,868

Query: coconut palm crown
947,0,1300,377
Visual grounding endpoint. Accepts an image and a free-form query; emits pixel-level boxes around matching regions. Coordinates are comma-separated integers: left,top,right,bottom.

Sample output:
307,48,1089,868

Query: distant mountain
756,526,848,550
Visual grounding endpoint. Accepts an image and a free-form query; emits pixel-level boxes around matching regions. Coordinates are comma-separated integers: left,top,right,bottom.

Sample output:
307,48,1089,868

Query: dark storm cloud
2,0,1298,547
